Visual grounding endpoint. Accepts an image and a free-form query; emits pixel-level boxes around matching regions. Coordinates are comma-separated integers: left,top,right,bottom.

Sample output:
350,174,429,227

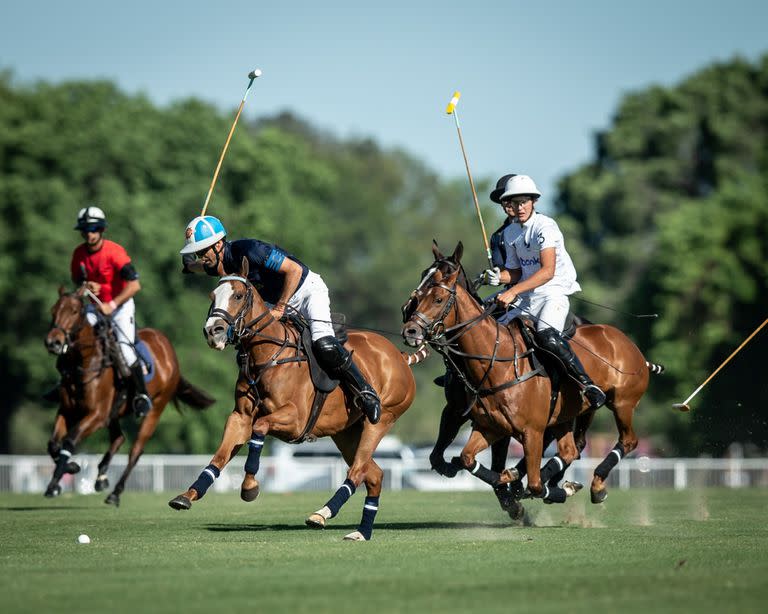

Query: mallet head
248,69,262,79
672,403,691,412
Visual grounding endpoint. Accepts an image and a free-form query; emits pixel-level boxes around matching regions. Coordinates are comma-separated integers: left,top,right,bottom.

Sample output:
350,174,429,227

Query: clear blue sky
2,1,767,209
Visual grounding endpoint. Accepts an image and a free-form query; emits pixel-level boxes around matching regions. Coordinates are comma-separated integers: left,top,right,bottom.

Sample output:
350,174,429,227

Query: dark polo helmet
490,174,517,204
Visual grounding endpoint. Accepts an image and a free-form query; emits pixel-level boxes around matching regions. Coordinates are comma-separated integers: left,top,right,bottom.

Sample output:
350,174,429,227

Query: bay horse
168,257,419,541
44,286,215,506
402,242,663,504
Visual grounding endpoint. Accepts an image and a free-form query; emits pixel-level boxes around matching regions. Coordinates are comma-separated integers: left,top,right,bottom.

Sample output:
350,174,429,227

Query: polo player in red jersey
47,206,153,417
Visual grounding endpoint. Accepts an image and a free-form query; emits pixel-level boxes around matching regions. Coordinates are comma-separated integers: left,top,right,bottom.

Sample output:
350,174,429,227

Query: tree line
1,54,766,456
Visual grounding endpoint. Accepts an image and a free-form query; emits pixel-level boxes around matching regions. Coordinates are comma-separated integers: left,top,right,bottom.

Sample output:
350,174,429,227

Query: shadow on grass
1,506,93,511
205,520,526,532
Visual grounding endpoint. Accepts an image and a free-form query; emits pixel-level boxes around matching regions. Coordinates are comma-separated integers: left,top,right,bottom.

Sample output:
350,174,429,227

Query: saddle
281,312,349,443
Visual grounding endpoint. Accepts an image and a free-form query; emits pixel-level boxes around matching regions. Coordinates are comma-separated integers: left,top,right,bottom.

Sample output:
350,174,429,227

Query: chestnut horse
168,258,418,541
402,242,663,504
44,286,215,505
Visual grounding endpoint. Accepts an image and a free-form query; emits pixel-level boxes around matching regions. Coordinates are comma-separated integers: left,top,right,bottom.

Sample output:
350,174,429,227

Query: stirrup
582,384,606,409
356,390,381,424
133,393,152,418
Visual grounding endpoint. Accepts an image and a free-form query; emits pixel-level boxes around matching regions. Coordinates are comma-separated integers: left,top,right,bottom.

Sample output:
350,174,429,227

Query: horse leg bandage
470,461,501,486
540,455,569,485
594,444,626,480
244,434,265,475
324,478,356,518
190,464,220,499
357,496,379,541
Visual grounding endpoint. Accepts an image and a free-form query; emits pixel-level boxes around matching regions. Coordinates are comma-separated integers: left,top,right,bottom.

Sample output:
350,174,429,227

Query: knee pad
535,327,562,352
312,335,348,370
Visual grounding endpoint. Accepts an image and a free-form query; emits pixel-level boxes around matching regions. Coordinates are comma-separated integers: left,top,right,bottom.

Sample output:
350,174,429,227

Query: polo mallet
672,316,768,412
446,91,493,268
200,68,262,216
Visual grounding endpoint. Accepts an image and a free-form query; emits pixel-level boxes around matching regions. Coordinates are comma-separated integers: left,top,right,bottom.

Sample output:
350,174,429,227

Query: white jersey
507,211,581,297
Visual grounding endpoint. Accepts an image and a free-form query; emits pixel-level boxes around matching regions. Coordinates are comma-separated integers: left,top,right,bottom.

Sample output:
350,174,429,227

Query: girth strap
289,390,330,444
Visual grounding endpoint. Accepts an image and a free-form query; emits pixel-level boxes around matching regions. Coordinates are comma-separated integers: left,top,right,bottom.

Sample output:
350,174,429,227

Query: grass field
1,488,767,613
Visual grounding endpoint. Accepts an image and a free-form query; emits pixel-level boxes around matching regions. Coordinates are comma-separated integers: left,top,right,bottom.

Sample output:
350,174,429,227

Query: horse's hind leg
95,419,125,493
105,411,162,507
590,402,638,504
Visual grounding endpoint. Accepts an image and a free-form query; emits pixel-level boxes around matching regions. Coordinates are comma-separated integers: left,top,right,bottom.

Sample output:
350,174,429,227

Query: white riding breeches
286,271,335,341
497,293,570,333
86,298,138,366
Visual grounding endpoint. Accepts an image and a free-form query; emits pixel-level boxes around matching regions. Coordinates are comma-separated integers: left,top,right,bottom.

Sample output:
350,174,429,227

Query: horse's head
45,286,87,355
401,241,464,347
204,257,266,350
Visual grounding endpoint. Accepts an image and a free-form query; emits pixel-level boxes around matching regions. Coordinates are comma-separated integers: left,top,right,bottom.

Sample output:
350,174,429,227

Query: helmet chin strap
203,241,224,275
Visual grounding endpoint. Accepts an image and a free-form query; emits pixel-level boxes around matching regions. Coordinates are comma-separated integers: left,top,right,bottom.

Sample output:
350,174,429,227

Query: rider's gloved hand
482,267,502,286
181,253,196,275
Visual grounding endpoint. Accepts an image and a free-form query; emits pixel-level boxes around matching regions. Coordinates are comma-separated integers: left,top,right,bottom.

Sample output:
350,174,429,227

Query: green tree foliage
556,54,768,454
0,73,491,453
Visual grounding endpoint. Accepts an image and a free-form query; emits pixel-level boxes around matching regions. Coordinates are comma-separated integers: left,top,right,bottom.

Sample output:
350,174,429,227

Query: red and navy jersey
221,239,309,304
70,240,133,303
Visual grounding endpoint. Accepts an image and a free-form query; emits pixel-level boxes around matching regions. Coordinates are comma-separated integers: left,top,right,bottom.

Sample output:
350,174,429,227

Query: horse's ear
240,256,249,278
432,239,444,260
58,285,67,297
452,241,464,263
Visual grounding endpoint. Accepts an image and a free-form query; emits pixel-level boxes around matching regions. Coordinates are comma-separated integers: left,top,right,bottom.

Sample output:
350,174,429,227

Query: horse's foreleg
239,405,301,502
429,402,470,477
105,411,162,507
458,428,503,485
591,403,638,504
169,408,253,511
45,411,105,497
95,419,125,493
536,427,582,504
522,427,546,498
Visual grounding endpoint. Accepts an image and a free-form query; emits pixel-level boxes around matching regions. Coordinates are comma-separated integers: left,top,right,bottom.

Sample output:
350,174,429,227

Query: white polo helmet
499,175,541,201
180,215,227,254
74,206,107,231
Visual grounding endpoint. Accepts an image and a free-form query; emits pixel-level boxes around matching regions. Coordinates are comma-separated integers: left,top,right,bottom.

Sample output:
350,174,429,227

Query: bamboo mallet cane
446,91,493,268
672,317,768,412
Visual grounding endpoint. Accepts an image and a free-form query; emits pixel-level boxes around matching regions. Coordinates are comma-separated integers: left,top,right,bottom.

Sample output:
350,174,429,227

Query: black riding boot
130,362,152,418
313,335,381,424
535,328,606,409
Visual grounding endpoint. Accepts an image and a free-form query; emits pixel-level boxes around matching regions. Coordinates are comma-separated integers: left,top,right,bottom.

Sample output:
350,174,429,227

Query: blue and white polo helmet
180,215,227,254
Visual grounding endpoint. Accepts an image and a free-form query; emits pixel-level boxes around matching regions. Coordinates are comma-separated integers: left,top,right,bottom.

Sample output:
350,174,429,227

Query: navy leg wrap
357,496,379,540
325,479,356,518
542,484,567,504
594,444,625,480
190,464,220,499
541,455,569,485
244,434,265,475
470,461,501,486
514,456,527,479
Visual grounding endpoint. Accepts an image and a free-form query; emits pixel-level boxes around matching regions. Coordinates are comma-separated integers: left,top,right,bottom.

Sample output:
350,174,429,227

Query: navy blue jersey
220,239,309,304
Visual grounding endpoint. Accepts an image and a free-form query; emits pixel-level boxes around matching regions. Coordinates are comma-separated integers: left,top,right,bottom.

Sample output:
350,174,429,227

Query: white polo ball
77,534,91,544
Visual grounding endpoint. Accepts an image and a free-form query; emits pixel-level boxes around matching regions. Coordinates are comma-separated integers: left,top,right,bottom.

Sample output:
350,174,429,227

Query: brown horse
168,258,418,541
44,286,214,505
402,242,663,504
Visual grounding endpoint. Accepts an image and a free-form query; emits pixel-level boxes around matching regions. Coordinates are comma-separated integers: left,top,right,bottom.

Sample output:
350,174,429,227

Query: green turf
1,488,767,613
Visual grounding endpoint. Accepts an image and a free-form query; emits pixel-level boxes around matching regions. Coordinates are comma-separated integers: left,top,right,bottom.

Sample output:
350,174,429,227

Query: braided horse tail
402,344,431,366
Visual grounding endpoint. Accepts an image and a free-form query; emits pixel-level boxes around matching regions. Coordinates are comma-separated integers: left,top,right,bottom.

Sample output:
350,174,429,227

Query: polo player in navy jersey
180,215,381,424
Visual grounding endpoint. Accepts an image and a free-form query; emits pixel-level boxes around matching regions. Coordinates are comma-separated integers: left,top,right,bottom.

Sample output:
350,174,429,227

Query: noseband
49,295,87,354
209,276,273,345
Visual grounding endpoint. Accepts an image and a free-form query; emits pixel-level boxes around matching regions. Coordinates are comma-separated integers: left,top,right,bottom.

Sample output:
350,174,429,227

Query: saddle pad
135,339,156,383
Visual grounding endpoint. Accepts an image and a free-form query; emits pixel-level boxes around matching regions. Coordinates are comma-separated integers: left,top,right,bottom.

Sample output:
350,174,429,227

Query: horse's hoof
44,484,61,498
343,530,367,541
168,495,192,511
506,500,526,522
104,493,120,507
240,481,260,502
564,481,583,497
65,462,81,475
591,488,608,504
94,476,109,492
305,513,327,529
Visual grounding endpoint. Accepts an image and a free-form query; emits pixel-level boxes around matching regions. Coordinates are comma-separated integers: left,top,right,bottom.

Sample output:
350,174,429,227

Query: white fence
1,455,767,494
